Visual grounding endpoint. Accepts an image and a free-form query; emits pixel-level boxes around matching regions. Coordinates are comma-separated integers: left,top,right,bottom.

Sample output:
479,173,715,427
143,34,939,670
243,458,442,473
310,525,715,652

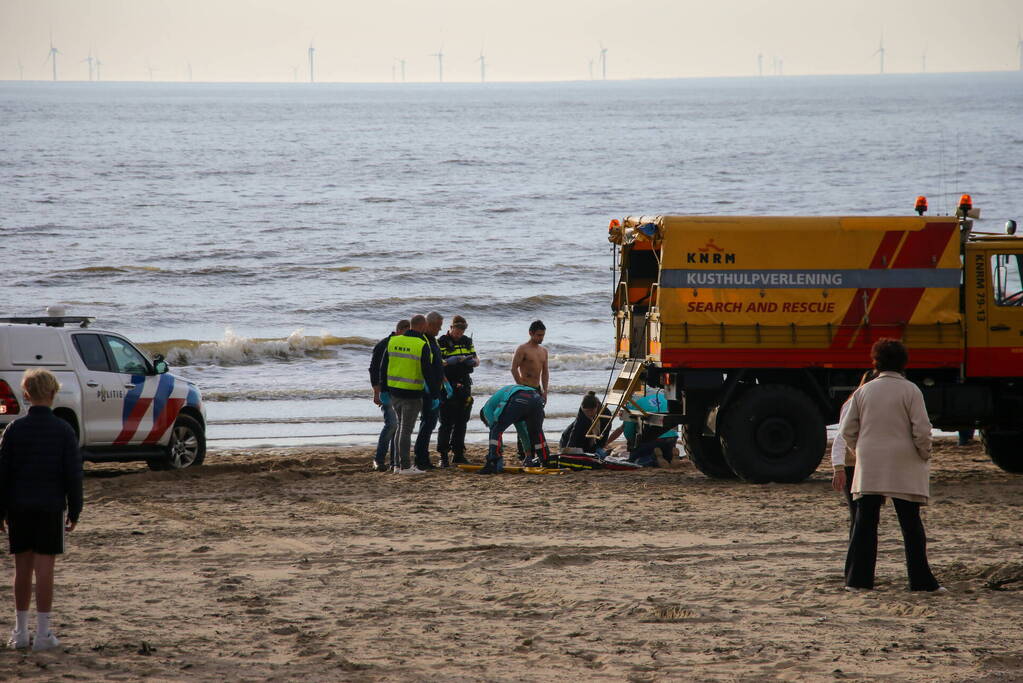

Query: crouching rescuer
478,385,550,474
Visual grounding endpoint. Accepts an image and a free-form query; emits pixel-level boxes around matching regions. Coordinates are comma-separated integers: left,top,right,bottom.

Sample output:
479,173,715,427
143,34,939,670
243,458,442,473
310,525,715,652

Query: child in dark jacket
0,369,83,651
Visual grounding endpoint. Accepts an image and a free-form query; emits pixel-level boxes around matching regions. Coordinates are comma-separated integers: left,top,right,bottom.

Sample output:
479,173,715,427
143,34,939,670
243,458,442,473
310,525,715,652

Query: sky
1,0,1021,83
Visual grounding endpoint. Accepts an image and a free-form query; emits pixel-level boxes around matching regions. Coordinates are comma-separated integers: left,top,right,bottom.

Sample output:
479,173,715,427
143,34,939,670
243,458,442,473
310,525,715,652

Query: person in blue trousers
369,319,410,472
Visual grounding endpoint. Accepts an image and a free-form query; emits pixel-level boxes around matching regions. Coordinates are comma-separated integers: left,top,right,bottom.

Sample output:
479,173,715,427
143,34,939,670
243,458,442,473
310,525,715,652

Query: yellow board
456,464,565,475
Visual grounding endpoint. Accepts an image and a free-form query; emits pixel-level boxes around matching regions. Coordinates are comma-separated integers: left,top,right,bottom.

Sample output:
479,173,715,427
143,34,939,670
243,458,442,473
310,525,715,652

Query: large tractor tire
680,425,736,479
981,429,1023,473
720,384,825,483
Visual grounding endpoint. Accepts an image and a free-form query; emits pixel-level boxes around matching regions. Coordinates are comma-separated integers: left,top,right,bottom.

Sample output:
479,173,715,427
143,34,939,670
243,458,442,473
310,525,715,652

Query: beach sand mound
2,438,1021,681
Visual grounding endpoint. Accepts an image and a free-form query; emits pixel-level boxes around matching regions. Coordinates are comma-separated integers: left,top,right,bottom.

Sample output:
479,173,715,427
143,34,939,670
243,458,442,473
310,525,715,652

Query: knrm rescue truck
599,196,1023,482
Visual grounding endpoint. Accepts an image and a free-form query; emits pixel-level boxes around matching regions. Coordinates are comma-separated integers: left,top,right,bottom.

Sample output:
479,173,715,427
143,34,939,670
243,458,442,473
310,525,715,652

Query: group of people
0,335,947,653
369,314,554,475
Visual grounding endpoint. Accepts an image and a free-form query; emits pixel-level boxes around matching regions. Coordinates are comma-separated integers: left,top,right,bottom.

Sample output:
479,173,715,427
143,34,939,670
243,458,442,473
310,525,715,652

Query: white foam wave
145,329,373,367
481,351,614,372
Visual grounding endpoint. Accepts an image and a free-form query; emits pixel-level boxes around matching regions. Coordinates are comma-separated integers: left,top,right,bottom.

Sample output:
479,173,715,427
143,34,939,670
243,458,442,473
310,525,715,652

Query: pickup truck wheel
720,385,825,483
148,415,206,471
680,426,736,479
981,429,1023,473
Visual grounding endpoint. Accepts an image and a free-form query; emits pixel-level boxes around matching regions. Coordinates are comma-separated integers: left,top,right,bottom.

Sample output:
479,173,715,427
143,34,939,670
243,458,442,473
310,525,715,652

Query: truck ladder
586,357,648,440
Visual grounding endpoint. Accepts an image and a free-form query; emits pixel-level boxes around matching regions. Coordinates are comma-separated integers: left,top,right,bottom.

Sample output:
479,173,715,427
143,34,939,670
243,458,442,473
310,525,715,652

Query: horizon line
2,67,1021,86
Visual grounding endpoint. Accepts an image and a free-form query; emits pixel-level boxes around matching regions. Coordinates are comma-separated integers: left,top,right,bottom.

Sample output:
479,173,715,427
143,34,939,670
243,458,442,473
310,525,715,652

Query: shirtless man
511,320,549,403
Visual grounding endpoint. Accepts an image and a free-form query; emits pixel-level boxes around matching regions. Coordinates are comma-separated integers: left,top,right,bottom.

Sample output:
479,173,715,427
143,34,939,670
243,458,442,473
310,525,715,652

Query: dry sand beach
1,437,1022,682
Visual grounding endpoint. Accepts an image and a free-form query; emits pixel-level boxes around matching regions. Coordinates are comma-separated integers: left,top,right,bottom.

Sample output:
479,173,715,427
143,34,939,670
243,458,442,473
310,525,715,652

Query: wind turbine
598,43,608,79
399,58,406,82
430,47,444,82
45,37,59,81
921,46,927,73
587,58,594,80
757,52,763,76
291,65,298,82
308,42,315,83
17,58,24,80
145,61,158,81
874,33,885,74
476,49,486,83
1017,28,1022,71
95,58,102,81
187,62,193,81
82,48,95,81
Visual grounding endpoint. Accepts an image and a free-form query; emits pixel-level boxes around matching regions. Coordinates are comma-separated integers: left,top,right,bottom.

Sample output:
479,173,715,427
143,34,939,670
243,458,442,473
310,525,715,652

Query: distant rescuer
511,320,549,404
380,314,439,474
478,384,551,474
436,315,478,468
0,368,84,651
414,311,446,470
369,318,411,472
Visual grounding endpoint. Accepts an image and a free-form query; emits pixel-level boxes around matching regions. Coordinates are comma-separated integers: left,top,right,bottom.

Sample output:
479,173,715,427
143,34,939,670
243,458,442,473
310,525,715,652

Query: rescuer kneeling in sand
478,385,550,474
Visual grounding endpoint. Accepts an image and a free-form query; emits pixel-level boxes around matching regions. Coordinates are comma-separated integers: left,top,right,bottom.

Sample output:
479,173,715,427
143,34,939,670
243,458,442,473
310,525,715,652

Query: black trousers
842,466,857,577
437,387,472,456
488,391,549,465
845,494,939,591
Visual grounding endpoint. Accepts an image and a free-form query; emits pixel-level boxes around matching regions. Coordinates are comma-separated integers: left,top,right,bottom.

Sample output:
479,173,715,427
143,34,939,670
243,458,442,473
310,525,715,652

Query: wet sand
2,437,1022,681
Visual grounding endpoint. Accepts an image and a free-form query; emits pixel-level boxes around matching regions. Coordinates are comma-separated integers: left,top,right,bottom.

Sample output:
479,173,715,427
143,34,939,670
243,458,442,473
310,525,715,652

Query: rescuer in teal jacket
478,384,550,474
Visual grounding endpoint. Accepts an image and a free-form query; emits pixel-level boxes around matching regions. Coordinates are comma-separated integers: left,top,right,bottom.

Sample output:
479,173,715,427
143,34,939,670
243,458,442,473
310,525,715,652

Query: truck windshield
991,254,1023,306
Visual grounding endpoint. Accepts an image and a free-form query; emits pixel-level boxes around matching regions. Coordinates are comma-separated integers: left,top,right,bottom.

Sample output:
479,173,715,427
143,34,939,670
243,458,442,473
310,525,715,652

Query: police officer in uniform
436,315,478,467
379,314,439,474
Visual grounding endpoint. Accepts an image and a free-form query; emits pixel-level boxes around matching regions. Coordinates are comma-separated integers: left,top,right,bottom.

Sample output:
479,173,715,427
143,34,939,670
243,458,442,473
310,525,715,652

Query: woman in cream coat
839,339,943,592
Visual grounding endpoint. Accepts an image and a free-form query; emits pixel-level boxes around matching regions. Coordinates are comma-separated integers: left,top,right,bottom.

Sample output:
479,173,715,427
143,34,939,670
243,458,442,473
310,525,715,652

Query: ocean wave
138,329,376,366
201,384,597,402
482,351,614,371
59,265,164,274
208,410,581,426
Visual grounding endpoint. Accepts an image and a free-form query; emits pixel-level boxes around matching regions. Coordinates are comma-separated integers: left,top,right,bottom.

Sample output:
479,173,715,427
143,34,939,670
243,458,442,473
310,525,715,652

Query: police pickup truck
0,315,206,470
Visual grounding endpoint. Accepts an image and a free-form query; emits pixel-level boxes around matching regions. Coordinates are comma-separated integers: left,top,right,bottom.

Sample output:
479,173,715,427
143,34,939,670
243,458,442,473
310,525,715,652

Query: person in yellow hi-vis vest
379,314,440,474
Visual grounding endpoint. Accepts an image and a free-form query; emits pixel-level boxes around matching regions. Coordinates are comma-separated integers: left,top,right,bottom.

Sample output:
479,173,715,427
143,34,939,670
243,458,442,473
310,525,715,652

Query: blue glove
443,381,454,399
380,392,390,406
431,398,440,411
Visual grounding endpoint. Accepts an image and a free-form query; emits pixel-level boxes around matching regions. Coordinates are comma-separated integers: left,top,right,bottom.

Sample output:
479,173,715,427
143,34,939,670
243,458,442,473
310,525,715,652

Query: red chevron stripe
854,222,957,343
143,398,186,445
829,230,905,349
113,397,153,445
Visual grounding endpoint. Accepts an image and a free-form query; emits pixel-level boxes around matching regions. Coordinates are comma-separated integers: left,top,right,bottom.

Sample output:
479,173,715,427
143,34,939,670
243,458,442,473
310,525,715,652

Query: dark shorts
7,508,65,555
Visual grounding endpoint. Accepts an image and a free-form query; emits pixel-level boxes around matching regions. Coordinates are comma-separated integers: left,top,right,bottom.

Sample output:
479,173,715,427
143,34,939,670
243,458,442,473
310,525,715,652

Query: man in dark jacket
369,319,410,472
436,315,478,467
413,311,445,470
0,369,83,651
379,315,441,473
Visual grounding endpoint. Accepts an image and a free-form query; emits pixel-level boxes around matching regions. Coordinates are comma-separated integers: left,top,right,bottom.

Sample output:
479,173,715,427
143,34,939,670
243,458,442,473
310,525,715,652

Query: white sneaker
32,631,60,651
397,466,426,475
844,586,870,593
7,629,29,649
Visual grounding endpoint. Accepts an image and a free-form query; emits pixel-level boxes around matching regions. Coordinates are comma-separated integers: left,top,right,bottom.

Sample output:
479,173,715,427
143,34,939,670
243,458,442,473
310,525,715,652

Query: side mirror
153,354,169,375
1007,220,1018,236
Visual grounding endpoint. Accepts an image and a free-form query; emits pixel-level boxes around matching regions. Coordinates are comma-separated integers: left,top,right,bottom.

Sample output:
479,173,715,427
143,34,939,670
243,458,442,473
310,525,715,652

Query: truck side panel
654,216,962,369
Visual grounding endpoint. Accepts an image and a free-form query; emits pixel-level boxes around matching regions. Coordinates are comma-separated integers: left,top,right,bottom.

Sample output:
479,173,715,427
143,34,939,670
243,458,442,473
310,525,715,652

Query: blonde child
0,369,83,650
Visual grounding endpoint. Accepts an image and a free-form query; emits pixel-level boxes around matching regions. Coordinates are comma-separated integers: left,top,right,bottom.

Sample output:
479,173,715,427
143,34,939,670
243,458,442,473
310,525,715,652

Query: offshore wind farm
4,0,1022,84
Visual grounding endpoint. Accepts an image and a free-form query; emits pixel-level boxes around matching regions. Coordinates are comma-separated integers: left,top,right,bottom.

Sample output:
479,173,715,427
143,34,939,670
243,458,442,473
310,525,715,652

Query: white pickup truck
0,315,206,470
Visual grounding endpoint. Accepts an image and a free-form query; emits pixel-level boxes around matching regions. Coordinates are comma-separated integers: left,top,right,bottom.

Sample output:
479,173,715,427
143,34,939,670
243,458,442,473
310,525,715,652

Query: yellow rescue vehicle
601,196,1023,482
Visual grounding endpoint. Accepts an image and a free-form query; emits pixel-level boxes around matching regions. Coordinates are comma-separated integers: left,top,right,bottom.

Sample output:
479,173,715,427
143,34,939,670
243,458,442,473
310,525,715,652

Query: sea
2,73,1022,449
